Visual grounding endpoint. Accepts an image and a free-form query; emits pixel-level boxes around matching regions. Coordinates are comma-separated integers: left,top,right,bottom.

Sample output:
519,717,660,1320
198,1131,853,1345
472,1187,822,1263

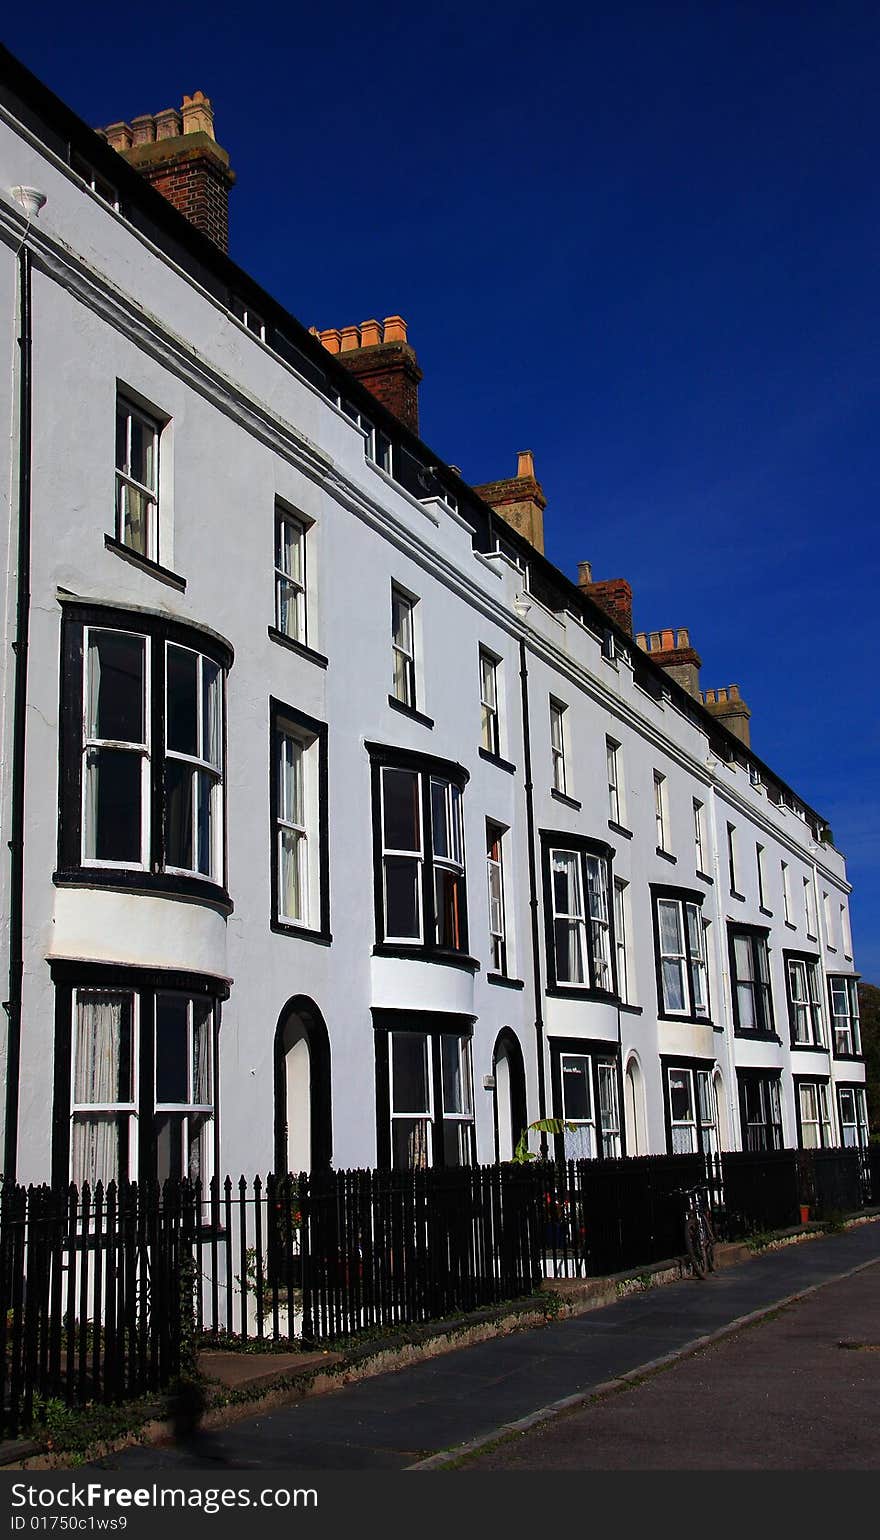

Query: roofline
0,45,830,833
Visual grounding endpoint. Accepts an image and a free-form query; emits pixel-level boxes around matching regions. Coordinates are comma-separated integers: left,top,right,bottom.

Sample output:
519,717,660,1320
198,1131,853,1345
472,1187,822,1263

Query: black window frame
56,602,233,911
728,924,777,1039
372,1009,476,1169
269,699,330,944
50,959,227,1189
736,1069,784,1152
650,885,713,1025
541,831,617,1001
367,742,475,970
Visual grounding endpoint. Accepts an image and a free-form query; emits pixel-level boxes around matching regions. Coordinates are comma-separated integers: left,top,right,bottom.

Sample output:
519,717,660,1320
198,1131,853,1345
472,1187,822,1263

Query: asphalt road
465,1256,880,1470
91,1221,880,1472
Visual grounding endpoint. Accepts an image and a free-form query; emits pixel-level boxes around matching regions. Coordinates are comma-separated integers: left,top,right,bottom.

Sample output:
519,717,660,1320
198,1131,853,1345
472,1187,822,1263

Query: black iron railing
0,1145,876,1437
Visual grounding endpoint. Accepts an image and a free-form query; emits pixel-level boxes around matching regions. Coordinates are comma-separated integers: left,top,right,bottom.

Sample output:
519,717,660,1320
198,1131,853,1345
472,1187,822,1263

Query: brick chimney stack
578,562,634,636
99,92,235,252
700,685,752,747
311,317,423,434
474,451,546,554
636,627,703,696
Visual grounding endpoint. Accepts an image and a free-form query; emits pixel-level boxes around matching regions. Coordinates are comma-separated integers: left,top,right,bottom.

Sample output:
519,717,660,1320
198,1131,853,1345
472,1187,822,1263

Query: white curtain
72,993,123,1189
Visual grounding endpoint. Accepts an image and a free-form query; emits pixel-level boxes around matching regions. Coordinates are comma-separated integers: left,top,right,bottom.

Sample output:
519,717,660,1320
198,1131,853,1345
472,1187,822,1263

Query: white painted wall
0,100,863,1184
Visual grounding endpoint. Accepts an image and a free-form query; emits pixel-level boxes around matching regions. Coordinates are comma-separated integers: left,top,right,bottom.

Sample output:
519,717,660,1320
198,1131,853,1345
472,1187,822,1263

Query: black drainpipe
519,636,548,1145
4,246,33,1183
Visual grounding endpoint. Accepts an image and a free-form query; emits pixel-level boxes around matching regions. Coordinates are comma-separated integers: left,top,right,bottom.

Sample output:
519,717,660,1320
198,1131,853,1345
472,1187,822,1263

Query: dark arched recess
273,996,332,1174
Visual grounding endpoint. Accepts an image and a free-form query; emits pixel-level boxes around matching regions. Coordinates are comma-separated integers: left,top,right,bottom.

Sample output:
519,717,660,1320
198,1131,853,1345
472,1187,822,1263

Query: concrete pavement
90,1219,880,1472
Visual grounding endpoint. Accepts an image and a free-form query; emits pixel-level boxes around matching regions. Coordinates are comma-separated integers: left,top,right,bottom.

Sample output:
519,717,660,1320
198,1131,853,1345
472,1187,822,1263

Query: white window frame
668,1067,698,1154
597,1061,621,1158
153,992,215,1186
613,878,629,1005
822,891,835,950
838,1086,868,1149
276,725,320,928
550,700,567,794
115,395,161,563
606,738,622,825
787,958,824,1047
486,821,507,975
798,1081,831,1150
391,586,417,709
81,627,151,871
70,988,139,1186
275,508,308,645
389,1032,474,1170
654,771,668,851
431,778,465,950
804,876,818,939
830,977,861,1056
381,766,424,944
657,897,708,1018
551,849,587,986
841,904,853,960
480,649,501,756
560,1054,596,1160
693,798,705,871
586,854,612,991
164,644,224,883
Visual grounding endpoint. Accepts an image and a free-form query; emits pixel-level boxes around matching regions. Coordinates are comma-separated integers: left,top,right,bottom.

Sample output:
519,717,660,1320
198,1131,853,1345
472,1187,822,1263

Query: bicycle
675,1185,716,1279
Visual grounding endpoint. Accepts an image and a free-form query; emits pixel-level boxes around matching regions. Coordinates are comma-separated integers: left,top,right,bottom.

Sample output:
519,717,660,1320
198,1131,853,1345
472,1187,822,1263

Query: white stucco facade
0,69,865,1188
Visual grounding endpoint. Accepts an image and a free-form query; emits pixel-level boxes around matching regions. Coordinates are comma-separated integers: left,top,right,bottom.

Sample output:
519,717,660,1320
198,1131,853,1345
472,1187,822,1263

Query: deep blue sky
5,3,879,976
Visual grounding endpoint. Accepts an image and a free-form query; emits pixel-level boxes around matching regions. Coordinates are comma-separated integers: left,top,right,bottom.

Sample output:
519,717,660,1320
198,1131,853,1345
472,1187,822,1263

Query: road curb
407,1251,880,1470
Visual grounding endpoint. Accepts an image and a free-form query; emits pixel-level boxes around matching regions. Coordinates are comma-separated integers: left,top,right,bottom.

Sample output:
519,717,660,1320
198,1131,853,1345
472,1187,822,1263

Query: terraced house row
0,48,866,1189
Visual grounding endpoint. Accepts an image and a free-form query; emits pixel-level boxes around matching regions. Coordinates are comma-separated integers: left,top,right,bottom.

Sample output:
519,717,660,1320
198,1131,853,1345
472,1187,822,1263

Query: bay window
737,1071,783,1151
52,964,224,1189
59,606,231,901
545,835,615,995
372,747,470,960
653,889,709,1020
378,1017,475,1169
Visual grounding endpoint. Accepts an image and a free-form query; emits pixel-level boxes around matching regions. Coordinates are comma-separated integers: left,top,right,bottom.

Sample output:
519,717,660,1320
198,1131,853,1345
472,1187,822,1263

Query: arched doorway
492,1029,527,1163
273,997,331,1174
624,1054,647,1156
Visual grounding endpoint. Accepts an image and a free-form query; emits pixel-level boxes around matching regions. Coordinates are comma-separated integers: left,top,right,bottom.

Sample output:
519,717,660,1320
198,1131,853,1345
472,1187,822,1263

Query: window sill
487,972,525,990
730,889,746,902
479,747,517,775
784,921,798,931
618,1002,644,1015
268,627,329,669
832,1050,865,1063
789,1042,829,1053
658,1011,716,1028
373,943,479,973
271,918,332,946
656,847,677,865
388,695,435,730
551,788,582,811
104,534,186,592
734,1028,782,1044
608,821,633,840
546,983,619,1003
826,945,838,955
696,870,714,884
759,906,774,918
53,866,233,914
